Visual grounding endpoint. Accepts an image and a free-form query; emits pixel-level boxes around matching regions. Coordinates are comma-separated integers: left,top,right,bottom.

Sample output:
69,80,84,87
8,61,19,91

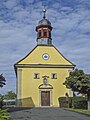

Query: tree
4,91,16,100
0,74,6,88
63,69,90,110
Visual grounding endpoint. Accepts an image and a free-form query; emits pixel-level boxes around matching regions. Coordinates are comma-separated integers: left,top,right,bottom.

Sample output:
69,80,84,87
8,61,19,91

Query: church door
41,91,50,106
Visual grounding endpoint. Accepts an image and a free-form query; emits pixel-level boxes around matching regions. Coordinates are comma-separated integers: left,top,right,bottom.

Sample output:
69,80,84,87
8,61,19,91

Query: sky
0,0,90,94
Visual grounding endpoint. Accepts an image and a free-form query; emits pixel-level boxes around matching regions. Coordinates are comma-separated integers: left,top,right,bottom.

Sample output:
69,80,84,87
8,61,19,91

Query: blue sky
0,0,90,94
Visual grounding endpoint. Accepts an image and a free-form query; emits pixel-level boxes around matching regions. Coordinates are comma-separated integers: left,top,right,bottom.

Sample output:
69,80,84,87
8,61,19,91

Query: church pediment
15,45,75,68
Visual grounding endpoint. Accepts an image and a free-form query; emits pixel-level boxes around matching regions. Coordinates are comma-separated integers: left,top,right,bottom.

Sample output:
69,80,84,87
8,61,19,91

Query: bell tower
36,9,53,45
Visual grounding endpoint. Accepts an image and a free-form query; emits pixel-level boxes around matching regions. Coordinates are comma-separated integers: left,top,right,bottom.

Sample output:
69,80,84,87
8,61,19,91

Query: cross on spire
43,8,46,19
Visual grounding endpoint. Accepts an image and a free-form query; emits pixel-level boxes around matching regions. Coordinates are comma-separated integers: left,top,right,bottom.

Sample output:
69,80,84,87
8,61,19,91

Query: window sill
34,78,40,79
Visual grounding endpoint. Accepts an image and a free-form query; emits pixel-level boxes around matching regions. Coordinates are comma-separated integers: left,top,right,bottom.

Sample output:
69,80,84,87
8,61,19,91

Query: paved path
10,108,90,120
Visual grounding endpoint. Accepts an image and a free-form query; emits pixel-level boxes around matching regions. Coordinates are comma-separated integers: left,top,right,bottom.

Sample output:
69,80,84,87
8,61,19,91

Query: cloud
3,0,18,9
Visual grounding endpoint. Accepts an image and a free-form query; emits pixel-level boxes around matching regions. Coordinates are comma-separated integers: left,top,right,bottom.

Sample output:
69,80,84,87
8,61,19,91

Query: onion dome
38,19,51,26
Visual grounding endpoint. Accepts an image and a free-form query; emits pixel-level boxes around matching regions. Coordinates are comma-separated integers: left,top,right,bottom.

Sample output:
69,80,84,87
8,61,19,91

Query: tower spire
43,8,46,19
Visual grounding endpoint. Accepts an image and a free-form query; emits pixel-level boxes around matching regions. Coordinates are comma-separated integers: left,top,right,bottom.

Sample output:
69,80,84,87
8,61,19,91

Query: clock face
42,53,49,60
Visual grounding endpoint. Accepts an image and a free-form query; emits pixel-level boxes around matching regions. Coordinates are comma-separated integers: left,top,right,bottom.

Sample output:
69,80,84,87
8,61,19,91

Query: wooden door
41,91,50,106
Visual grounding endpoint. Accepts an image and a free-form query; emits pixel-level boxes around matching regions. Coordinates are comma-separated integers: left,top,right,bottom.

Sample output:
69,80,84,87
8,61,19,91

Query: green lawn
65,108,90,116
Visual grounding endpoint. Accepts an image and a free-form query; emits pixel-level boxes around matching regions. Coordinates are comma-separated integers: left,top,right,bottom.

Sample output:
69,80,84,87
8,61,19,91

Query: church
14,9,75,107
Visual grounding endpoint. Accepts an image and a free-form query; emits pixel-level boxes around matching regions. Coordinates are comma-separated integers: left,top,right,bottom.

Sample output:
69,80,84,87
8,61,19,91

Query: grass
65,108,90,116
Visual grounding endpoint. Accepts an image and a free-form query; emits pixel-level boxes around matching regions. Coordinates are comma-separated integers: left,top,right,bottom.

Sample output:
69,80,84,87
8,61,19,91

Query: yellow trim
17,68,22,99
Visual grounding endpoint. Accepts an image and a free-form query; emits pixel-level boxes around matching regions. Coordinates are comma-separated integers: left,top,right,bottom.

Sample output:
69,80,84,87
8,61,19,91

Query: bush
58,96,87,109
58,97,69,108
0,109,10,120
72,96,87,109
74,100,87,109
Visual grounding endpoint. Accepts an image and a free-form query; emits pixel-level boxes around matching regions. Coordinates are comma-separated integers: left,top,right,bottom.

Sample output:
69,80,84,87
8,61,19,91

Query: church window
51,73,57,79
38,30,42,37
34,73,39,79
49,31,51,38
43,29,47,37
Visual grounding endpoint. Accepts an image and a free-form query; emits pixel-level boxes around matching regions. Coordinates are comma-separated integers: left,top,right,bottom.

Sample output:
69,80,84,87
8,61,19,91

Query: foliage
0,91,16,108
4,91,16,100
0,100,3,109
0,74,6,88
0,109,10,120
0,94,2,97
0,96,4,109
74,100,87,109
72,96,87,101
63,69,90,94
58,96,87,109
58,97,67,108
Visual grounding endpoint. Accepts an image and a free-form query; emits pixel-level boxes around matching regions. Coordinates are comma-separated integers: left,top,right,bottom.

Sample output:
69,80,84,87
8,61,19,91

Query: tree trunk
87,94,90,110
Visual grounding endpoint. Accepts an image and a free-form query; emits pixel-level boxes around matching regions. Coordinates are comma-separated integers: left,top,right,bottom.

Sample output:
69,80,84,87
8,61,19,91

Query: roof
38,18,51,26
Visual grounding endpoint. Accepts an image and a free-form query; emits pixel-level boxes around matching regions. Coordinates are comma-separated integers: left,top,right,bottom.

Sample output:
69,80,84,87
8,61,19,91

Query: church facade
14,9,75,107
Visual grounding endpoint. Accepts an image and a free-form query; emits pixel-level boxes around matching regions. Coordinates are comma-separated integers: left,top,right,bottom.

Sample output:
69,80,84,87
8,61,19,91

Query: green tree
0,74,6,109
63,69,90,110
0,94,2,97
4,91,16,100
0,74,6,88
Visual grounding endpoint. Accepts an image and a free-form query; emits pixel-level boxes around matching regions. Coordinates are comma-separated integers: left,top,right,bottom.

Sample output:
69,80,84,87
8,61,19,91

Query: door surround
39,84,53,107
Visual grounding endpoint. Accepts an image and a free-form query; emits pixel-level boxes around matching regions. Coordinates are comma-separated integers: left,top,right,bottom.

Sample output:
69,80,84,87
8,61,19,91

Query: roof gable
15,45,75,67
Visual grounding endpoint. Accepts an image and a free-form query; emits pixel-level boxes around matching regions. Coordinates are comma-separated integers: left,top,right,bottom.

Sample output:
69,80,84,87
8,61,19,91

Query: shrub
58,97,68,108
0,109,10,120
74,100,87,109
58,96,87,109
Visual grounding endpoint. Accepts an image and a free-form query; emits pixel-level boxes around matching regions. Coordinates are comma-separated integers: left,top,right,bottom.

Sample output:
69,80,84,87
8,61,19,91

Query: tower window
51,73,57,79
38,30,42,37
34,73,40,79
43,29,47,37
49,31,51,38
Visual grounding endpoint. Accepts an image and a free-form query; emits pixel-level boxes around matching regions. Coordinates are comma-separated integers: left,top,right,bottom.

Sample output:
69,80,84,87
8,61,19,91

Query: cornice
14,64,75,68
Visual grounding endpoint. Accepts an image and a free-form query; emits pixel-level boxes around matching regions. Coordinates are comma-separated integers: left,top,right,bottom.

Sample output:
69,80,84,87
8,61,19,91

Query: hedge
58,96,87,109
